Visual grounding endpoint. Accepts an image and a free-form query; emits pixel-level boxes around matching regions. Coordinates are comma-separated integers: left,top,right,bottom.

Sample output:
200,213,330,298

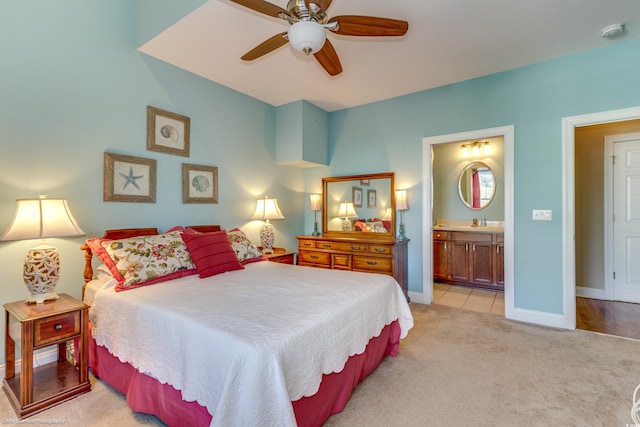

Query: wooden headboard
80,225,222,296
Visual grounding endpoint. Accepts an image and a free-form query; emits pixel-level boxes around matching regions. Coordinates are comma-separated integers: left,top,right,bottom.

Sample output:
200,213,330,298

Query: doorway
563,106,640,332
422,126,514,319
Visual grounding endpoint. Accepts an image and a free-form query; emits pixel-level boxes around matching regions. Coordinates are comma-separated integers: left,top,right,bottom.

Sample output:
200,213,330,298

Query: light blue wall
0,0,305,347
320,36,640,314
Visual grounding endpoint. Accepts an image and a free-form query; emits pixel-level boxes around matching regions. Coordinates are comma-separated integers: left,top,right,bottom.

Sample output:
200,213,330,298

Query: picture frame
104,152,156,203
352,186,363,208
182,163,218,204
146,106,190,157
360,179,370,186
368,189,377,208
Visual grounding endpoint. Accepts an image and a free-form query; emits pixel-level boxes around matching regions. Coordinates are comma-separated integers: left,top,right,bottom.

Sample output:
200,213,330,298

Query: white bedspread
90,261,413,427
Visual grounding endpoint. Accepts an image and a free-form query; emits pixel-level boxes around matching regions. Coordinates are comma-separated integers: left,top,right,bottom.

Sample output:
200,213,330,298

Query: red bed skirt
89,320,400,427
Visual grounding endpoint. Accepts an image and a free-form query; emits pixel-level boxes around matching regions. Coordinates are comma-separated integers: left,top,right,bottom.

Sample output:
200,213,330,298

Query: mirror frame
322,172,396,242
458,161,496,210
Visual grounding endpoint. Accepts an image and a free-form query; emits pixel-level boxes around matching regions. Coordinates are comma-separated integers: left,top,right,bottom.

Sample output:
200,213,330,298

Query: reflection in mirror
322,173,395,238
458,162,496,210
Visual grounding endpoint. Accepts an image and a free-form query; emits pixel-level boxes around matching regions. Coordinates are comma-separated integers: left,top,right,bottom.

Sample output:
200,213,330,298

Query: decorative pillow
228,228,266,264
181,231,244,278
85,230,197,291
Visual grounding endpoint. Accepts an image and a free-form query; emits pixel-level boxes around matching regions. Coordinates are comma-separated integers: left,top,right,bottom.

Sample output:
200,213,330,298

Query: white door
612,134,640,302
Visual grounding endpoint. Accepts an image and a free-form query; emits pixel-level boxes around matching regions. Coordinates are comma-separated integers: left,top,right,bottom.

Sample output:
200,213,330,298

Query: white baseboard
0,347,59,379
576,286,606,300
408,291,431,304
509,307,566,329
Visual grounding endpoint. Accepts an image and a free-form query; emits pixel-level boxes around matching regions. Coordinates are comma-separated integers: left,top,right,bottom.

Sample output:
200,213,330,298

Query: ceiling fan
230,0,408,76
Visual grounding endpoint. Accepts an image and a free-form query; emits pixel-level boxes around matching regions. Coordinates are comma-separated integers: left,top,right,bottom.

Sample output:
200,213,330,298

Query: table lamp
310,194,322,237
1,195,85,303
251,196,285,253
395,190,409,240
337,201,358,231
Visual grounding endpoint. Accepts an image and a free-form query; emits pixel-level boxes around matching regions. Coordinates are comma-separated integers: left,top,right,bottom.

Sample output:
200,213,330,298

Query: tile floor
433,282,504,316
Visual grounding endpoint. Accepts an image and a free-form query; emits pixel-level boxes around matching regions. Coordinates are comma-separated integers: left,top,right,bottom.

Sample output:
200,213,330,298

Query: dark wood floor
576,297,640,340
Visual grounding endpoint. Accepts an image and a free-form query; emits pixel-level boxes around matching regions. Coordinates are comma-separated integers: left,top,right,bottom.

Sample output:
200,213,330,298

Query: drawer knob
310,255,319,259
351,246,361,250
367,261,377,265
54,324,63,330
374,248,385,253
321,244,331,248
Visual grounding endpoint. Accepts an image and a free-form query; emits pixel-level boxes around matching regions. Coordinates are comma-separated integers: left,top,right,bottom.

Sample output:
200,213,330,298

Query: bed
81,225,413,427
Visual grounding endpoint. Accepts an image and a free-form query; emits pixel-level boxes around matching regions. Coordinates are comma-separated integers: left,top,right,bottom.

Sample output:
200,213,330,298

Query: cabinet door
433,240,448,281
470,241,493,285
495,244,505,287
449,241,471,282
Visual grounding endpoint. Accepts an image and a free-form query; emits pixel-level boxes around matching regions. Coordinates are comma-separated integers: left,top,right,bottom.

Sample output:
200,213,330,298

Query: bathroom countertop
432,225,504,233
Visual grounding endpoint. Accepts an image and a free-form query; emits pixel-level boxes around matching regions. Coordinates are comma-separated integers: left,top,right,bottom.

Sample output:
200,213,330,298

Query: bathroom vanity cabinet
433,229,504,291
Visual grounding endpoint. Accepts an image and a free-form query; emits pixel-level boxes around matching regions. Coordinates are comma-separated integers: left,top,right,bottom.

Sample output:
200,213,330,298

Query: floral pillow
228,228,266,264
85,230,197,291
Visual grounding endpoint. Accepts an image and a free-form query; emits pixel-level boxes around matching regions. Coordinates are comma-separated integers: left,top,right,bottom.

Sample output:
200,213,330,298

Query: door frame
422,125,514,320
562,106,640,329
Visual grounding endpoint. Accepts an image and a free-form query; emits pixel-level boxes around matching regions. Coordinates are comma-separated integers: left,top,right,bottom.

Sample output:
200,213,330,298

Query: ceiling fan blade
241,32,289,61
314,39,342,76
329,15,408,37
230,0,289,19
304,0,333,13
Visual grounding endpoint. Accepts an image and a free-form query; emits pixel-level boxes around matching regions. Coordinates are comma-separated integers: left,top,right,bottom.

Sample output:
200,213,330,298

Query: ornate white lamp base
342,219,353,231
260,222,275,254
23,245,60,304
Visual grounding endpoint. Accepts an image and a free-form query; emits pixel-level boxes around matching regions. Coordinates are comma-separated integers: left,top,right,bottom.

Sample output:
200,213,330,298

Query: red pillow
181,231,244,278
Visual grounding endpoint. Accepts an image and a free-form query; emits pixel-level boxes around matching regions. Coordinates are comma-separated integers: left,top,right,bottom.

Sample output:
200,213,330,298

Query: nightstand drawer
298,250,330,266
353,256,393,273
34,311,80,347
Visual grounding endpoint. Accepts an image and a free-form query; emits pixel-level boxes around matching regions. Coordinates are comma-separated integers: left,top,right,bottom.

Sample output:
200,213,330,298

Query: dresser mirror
322,172,395,241
458,161,496,210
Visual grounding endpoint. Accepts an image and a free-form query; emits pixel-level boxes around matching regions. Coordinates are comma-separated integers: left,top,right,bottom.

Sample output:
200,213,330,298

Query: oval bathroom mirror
458,161,496,210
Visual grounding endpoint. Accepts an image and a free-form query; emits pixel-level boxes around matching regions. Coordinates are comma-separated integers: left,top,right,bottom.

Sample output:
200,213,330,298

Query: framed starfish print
103,152,156,203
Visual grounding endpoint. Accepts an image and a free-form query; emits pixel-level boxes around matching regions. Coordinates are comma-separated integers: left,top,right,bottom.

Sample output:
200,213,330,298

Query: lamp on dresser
310,193,322,237
1,195,85,303
395,189,409,240
251,196,285,254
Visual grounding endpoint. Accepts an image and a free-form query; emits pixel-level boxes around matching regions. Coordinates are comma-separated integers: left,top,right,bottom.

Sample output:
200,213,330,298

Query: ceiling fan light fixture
288,20,326,55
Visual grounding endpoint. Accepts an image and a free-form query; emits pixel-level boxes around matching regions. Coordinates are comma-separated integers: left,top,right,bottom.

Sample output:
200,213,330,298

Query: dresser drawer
34,311,80,347
298,239,317,249
332,253,352,270
368,244,394,255
353,256,393,273
315,241,367,252
298,250,331,266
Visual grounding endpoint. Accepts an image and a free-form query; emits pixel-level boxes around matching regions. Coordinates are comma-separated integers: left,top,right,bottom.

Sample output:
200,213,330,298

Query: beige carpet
2,303,639,426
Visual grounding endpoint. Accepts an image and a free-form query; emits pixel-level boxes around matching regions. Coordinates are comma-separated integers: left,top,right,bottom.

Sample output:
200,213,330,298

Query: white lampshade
337,202,358,219
383,208,393,221
1,195,85,304
310,194,322,211
251,197,285,254
395,190,409,211
251,197,285,221
288,21,326,55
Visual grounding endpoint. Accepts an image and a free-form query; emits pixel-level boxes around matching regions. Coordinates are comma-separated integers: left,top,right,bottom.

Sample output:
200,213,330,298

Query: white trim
512,308,566,329
562,106,640,330
0,347,59,379
576,286,606,300
422,125,515,318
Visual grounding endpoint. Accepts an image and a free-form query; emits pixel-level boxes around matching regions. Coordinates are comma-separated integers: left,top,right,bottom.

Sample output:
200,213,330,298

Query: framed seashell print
146,105,190,157
182,163,218,204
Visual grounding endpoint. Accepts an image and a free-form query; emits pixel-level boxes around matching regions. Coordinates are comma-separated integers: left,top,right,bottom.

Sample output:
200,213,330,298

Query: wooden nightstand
3,293,90,418
262,247,296,265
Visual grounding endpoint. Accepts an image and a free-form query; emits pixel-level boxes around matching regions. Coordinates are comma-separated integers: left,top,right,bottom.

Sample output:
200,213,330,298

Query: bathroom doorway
422,126,514,319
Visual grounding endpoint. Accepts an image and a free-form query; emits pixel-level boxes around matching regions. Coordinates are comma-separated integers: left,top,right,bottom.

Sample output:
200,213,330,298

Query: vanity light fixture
337,201,358,231
395,190,409,240
309,193,322,237
1,195,85,303
251,196,285,254
461,140,490,157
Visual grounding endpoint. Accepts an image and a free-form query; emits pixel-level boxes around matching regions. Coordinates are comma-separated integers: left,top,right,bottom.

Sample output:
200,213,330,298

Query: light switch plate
532,209,552,221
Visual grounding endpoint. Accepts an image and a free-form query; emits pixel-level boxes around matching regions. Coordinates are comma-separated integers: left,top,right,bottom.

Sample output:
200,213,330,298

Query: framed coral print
182,163,218,204
146,106,190,157
367,189,377,208
104,152,156,203
352,187,363,208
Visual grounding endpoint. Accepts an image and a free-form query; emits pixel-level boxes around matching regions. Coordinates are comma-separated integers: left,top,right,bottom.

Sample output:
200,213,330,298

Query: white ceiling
139,0,639,112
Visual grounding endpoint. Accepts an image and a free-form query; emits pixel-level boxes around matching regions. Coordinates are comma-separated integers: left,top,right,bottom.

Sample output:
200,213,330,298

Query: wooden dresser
297,236,409,301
